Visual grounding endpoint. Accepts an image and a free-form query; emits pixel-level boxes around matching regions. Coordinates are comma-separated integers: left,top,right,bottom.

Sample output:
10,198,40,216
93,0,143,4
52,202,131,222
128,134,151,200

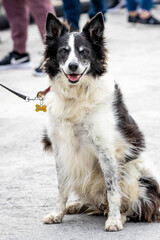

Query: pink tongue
67,74,80,81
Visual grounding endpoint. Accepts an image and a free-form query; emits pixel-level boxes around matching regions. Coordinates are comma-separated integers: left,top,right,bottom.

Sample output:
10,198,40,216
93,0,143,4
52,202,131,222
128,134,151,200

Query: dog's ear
46,12,68,38
82,12,104,42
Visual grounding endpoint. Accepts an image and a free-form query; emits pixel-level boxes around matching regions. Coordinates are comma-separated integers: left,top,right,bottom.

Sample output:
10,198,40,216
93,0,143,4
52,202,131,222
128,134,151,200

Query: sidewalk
0,8,160,240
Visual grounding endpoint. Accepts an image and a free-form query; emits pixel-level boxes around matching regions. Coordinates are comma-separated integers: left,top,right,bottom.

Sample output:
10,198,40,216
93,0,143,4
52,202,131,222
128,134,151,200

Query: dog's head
44,12,107,85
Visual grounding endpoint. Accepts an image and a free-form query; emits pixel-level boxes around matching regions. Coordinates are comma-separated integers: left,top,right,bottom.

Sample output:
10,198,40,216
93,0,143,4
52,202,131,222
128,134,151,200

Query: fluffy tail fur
130,177,160,222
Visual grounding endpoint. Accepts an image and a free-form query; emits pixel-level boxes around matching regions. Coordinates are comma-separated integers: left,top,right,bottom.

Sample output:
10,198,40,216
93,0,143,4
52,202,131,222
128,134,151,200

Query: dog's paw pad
105,217,123,231
43,213,62,224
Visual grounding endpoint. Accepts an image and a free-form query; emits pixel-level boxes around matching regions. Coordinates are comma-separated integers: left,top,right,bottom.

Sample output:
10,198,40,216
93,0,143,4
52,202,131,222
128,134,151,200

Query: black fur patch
44,33,70,79
42,130,52,152
82,13,107,77
131,177,160,222
75,33,107,77
113,84,145,161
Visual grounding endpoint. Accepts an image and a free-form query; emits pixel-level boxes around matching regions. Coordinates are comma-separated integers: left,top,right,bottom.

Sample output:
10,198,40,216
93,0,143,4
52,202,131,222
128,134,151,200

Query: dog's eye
79,48,90,58
58,48,69,56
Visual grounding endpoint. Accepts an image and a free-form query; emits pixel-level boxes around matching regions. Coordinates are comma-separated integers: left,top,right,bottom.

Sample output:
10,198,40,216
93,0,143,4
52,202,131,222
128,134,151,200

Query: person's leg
27,0,55,40
2,0,29,53
89,0,107,20
140,0,153,11
62,0,80,31
26,0,55,76
140,0,153,18
126,0,138,17
126,0,138,12
126,0,160,24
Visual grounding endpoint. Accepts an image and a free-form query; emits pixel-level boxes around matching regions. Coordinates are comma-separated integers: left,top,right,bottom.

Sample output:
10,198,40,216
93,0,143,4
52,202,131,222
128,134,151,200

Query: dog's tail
42,129,53,152
130,176,160,222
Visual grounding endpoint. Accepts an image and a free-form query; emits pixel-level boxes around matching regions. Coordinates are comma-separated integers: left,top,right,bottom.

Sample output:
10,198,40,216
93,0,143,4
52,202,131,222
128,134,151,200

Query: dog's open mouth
62,68,87,84
66,74,81,84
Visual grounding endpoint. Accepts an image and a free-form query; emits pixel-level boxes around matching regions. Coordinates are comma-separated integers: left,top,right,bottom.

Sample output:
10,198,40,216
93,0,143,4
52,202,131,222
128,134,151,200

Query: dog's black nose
68,62,79,72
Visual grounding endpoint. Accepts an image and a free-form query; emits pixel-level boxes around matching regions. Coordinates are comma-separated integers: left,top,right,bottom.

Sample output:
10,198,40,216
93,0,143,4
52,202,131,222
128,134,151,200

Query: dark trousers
62,0,107,30
126,0,152,11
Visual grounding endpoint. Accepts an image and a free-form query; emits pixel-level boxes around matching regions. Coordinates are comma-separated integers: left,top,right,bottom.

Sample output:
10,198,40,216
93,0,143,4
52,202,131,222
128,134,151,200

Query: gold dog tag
35,104,47,112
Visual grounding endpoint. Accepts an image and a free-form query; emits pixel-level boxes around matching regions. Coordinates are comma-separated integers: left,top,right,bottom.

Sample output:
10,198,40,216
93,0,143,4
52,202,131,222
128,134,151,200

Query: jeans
62,0,107,30
126,0,153,11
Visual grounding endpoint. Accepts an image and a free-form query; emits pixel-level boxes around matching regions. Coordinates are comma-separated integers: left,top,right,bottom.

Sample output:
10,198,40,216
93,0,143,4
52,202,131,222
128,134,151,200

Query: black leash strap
0,83,27,101
0,83,49,112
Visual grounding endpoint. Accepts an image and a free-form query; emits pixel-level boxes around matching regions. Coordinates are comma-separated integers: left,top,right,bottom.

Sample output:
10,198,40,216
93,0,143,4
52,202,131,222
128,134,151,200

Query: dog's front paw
105,217,123,231
43,212,63,224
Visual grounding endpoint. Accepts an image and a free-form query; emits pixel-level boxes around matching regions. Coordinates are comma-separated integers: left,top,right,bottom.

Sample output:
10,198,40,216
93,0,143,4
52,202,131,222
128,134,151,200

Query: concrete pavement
0,8,160,240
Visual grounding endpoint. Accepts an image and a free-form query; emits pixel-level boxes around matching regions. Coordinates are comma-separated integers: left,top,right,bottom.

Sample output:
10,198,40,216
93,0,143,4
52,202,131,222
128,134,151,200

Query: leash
0,83,50,112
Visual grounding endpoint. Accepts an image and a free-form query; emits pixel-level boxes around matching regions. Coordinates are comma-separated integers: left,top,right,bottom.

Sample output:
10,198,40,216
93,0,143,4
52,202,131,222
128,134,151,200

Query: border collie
42,12,160,231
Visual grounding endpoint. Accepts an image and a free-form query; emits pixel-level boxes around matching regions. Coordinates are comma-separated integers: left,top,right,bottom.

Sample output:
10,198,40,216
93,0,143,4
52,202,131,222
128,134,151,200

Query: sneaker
128,14,160,25
138,15,160,25
0,51,32,70
128,15,140,23
32,63,45,77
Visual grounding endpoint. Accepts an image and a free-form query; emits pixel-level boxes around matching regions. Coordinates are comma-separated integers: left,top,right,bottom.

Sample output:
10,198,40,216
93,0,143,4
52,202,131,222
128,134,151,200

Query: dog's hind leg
66,202,89,214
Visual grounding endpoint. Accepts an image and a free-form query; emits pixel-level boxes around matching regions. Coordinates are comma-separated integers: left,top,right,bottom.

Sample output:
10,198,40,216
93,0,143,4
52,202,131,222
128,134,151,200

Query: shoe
138,15,160,25
108,0,126,13
0,51,32,70
128,15,140,23
128,14,160,25
32,63,45,77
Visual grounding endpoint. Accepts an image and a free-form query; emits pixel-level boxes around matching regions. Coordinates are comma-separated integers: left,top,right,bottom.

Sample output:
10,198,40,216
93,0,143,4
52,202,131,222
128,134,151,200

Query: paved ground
0,7,160,240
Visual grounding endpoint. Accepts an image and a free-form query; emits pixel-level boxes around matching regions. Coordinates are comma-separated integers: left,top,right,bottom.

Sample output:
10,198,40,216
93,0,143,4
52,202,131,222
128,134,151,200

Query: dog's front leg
96,146,123,231
43,161,68,224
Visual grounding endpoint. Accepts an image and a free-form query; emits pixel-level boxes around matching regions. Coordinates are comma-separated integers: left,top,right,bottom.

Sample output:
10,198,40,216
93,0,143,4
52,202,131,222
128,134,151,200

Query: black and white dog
42,12,160,231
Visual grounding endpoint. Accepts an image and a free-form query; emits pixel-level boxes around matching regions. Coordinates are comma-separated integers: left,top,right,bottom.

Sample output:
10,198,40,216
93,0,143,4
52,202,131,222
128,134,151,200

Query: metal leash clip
25,96,47,112
0,83,48,112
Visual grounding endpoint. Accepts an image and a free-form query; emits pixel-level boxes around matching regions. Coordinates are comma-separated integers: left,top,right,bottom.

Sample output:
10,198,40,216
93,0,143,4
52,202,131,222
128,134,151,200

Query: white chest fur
46,73,127,205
